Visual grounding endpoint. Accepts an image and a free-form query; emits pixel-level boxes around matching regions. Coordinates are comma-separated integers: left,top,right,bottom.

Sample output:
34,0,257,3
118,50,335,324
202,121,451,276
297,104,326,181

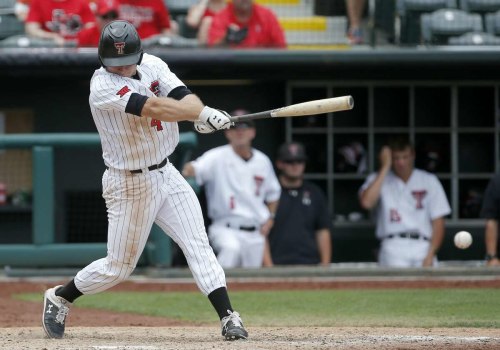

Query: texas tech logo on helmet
114,42,125,54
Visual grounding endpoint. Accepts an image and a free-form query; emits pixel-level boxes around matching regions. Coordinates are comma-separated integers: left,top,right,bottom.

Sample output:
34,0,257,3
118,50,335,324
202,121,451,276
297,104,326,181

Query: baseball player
42,20,247,341
358,138,451,267
182,119,281,268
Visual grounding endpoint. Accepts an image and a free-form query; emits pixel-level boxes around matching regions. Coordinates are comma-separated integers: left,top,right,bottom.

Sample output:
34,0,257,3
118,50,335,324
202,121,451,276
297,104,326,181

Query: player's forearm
182,162,195,178
262,238,273,267
266,200,279,219
359,168,389,209
25,22,61,40
428,217,446,255
142,94,204,122
316,229,332,265
485,219,498,255
186,0,208,27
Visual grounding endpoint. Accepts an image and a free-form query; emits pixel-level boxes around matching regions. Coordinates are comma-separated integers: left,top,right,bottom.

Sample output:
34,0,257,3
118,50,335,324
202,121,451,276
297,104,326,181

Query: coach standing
183,119,281,268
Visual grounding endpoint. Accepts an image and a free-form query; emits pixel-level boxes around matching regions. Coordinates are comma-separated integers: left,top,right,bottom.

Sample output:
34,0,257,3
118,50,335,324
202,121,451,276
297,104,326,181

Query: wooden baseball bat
229,96,354,123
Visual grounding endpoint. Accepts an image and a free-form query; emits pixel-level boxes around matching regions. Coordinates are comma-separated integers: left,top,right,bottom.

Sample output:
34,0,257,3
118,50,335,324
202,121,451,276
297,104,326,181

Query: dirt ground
1,278,499,349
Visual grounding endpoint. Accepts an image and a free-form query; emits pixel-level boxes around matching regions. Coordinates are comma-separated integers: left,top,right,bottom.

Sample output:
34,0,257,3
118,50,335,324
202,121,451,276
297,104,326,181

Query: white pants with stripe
75,162,226,296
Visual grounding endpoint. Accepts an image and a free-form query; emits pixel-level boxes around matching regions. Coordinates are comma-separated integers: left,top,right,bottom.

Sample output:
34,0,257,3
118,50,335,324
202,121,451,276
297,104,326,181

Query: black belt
226,223,257,232
130,158,168,174
106,158,168,174
386,232,429,241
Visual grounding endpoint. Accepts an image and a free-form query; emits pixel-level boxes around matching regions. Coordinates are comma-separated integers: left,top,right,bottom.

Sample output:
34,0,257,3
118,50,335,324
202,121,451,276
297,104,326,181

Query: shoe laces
54,297,70,325
222,310,243,328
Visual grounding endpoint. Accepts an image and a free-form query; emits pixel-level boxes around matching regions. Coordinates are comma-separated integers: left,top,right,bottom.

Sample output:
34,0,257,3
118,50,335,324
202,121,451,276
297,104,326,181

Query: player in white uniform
359,138,451,267
183,120,281,268
42,20,247,341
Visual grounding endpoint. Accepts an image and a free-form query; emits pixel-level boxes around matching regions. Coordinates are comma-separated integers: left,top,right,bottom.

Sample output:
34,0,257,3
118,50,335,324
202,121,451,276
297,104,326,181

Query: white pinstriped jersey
359,169,451,240
192,145,281,225
89,53,183,170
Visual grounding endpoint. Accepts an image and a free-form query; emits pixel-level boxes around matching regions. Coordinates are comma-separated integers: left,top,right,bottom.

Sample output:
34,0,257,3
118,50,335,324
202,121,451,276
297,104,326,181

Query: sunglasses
283,160,305,164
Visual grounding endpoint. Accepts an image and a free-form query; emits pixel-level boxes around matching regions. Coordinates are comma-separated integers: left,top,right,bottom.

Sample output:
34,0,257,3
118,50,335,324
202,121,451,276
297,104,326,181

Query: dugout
0,47,499,267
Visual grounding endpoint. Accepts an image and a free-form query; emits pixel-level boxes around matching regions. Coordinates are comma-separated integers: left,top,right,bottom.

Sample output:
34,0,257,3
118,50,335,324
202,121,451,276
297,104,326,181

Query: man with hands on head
358,138,451,267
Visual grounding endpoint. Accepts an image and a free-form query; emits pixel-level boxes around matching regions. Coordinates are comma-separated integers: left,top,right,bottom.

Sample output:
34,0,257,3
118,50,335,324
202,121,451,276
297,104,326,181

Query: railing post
32,146,54,245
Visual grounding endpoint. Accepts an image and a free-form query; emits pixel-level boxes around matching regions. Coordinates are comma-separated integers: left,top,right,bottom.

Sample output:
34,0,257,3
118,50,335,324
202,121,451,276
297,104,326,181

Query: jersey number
151,119,163,131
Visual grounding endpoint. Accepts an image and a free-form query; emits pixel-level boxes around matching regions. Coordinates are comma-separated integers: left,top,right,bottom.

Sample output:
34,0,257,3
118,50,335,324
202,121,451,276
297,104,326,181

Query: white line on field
90,347,158,350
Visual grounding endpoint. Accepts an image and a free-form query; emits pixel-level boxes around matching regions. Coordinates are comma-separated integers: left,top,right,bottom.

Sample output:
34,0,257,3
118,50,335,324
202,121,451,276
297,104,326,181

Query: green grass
17,288,500,328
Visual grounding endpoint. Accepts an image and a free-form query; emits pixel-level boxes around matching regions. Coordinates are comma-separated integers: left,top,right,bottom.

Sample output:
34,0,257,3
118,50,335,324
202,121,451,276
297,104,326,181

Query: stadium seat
0,14,24,40
485,9,500,34
164,0,198,17
448,30,500,43
421,8,483,44
176,14,198,39
459,0,500,13
0,34,60,48
396,0,457,44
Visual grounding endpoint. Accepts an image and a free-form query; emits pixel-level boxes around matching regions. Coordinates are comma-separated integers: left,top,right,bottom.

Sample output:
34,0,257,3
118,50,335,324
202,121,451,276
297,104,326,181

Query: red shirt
26,0,94,39
208,3,286,48
118,0,171,39
77,23,99,47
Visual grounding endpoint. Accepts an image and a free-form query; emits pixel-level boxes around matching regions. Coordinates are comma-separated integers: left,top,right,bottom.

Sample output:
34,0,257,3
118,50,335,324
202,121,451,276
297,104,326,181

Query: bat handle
229,110,272,123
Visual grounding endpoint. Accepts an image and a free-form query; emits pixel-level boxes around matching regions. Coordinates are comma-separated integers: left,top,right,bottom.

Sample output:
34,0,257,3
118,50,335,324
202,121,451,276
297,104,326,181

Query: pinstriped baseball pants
74,162,226,296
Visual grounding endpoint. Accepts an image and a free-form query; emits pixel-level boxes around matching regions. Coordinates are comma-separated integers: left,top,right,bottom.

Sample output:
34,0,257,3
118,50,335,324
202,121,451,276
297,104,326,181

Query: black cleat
42,285,72,339
221,310,248,341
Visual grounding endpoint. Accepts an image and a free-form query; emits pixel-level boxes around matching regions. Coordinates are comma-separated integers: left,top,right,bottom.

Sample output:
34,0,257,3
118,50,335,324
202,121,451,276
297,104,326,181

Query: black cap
98,20,143,67
277,142,308,162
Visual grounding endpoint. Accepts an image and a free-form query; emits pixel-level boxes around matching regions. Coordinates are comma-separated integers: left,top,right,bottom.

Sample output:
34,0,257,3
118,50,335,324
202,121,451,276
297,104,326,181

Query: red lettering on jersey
229,196,235,210
116,86,130,97
412,190,427,209
114,42,125,55
151,118,163,131
254,176,264,196
149,80,160,96
390,209,401,222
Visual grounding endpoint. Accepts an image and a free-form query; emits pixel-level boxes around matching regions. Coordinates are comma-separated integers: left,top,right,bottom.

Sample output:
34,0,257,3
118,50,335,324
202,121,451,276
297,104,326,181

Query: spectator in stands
264,142,332,267
182,118,281,268
118,0,178,39
358,137,451,267
77,0,119,47
207,0,286,48
14,0,30,21
25,0,95,46
480,174,500,266
346,0,365,45
186,0,226,45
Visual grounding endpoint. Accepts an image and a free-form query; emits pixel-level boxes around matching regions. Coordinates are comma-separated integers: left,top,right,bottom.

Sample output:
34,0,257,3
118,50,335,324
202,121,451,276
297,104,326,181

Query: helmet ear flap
137,51,144,65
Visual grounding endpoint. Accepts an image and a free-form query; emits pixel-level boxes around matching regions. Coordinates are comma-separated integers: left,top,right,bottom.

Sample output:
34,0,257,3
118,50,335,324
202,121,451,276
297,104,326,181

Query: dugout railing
0,132,197,267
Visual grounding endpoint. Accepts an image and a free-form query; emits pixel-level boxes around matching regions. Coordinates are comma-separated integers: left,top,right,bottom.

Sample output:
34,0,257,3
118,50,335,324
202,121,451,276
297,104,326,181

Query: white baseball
454,231,472,249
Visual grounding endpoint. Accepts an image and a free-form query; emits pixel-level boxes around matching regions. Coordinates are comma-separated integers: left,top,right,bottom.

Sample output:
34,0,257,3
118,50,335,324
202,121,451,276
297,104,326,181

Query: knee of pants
106,257,136,282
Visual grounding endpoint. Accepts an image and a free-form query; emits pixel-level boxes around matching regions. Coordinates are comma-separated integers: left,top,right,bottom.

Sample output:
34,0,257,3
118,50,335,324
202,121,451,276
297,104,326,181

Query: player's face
106,64,137,77
225,127,255,147
277,160,305,180
392,147,414,177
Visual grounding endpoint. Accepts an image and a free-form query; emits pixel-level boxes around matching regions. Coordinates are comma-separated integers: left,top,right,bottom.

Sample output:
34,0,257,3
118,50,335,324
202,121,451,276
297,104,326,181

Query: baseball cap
277,142,308,162
96,0,119,17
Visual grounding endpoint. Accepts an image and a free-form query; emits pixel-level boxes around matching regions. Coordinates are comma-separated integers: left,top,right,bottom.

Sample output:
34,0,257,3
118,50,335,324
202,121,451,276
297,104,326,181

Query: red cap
96,0,119,16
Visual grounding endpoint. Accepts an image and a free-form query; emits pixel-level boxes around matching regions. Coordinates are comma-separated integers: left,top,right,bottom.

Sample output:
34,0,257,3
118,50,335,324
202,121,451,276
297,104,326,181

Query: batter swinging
42,20,247,341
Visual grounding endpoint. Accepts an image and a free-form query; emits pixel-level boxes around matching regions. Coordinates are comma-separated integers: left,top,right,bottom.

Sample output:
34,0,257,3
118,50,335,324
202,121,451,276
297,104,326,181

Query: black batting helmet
98,20,143,67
